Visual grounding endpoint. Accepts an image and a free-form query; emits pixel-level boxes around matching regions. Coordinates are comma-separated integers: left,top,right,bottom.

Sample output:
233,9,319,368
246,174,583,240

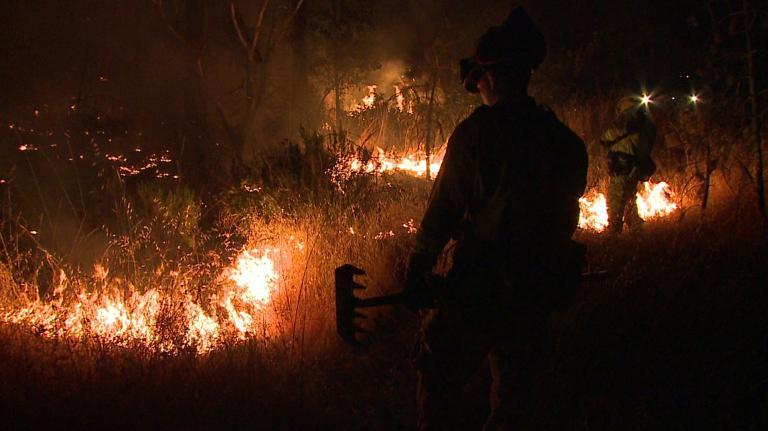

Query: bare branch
197,56,205,78
230,1,250,52
275,0,305,42
154,0,192,49
285,0,305,29
249,0,272,62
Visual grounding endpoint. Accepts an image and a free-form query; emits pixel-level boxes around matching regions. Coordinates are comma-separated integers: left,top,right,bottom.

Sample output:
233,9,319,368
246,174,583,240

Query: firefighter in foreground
600,96,657,235
403,8,588,430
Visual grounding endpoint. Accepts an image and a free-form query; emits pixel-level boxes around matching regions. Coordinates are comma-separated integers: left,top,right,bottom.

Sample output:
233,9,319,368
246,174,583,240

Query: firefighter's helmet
461,7,547,93
616,96,637,115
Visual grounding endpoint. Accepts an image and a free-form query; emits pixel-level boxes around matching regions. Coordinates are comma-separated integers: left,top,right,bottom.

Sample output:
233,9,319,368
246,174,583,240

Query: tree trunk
179,0,213,193
743,0,766,219
333,0,344,151
697,108,713,212
424,75,437,180
334,72,343,150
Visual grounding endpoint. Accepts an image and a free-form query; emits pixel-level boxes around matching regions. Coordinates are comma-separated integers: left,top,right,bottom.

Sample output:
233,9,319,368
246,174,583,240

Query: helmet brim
460,58,482,93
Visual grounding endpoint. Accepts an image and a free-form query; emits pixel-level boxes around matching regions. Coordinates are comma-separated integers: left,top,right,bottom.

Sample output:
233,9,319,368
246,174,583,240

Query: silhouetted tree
305,0,378,151
154,0,305,188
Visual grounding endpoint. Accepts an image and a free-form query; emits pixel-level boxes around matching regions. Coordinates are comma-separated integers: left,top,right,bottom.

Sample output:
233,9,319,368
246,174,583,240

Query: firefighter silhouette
404,7,589,430
600,96,658,234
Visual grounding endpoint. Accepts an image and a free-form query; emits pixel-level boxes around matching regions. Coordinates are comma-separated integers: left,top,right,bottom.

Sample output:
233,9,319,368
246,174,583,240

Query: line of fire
0,1,765,430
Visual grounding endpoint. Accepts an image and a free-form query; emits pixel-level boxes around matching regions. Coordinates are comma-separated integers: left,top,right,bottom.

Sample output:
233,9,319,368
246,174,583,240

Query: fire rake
335,264,612,346
334,264,408,346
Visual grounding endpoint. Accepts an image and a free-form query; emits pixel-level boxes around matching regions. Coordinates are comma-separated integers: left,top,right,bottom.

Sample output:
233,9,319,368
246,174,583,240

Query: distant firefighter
404,7,588,430
600,96,657,234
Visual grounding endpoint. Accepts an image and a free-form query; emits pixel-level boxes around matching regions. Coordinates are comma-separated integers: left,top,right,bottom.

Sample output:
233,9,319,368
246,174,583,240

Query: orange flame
636,181,678,220
578,181,678,232
578,191,610,232
334,147,445,184
1,247,286,354
350,85,378,112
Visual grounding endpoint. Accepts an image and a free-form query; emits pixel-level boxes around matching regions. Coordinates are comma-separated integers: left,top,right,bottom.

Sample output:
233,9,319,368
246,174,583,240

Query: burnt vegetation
0,0,766,429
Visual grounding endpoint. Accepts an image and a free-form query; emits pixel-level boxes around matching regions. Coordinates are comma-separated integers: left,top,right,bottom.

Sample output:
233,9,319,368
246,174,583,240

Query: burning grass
578,180,679,232
0,185,763,430
1,171,766,430
0,175,425,357
0,99,762,428
0,150,684,355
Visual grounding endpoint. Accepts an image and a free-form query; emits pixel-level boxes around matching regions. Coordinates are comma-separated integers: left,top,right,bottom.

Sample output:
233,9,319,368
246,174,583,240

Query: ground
1,194,765,430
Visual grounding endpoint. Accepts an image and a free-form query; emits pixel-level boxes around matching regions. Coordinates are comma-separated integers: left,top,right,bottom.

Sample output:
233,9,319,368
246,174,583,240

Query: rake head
334,264,368,346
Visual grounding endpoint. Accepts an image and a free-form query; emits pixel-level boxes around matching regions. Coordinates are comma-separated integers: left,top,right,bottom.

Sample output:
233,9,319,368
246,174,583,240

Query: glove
403,252,437,311
627,166,640,184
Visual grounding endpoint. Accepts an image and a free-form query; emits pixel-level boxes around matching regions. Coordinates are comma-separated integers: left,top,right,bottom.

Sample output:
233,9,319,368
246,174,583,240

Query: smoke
368,60,408,98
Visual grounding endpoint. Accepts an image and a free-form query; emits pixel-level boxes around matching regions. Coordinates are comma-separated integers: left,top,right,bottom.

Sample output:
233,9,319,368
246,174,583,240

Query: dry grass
1,94,766,429
1,178,766,430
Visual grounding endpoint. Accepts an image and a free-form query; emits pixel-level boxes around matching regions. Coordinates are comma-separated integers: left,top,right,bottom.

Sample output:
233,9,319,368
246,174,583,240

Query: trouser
413,257,554,430
415,305,548,431
607,174,642,234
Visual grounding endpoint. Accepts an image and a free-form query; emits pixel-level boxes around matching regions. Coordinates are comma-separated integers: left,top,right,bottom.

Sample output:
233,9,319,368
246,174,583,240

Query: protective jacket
413,97,587,307
601,109,657,179
410,97,588,430
415,98,587,259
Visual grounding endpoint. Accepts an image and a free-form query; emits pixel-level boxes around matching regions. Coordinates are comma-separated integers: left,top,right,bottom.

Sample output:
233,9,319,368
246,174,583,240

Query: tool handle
354,292,406,308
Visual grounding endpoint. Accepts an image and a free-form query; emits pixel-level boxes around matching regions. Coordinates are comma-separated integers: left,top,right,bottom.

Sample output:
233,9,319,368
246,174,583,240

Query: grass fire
0,1,766,430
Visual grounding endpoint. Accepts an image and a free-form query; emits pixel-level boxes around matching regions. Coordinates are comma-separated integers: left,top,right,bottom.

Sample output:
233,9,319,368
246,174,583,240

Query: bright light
640,94,652,106
690,93,700,104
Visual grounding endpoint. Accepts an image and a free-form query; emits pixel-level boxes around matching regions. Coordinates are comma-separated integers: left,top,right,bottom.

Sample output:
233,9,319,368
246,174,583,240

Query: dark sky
0,0,707,119
0,1,186,117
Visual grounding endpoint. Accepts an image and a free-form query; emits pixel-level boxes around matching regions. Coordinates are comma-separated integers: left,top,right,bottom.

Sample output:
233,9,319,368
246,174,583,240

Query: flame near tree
2,85,681,354
2,146,680,355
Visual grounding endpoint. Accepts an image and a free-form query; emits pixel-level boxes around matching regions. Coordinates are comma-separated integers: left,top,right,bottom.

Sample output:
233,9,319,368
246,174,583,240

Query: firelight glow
224,248,279,306
578,181,678,232
1,246,289,354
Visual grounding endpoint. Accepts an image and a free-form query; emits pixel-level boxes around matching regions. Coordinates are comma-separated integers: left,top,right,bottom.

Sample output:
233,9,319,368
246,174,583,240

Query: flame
578,181,678,232
1,247,285,354
395,85,406,112
333,147,445,184
578,190,610,232
223,248,278,306
186,301,220,354
334,146,677,230
636,181,678,220
362,85,377,109
219,248,280,339
350,85,378,112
